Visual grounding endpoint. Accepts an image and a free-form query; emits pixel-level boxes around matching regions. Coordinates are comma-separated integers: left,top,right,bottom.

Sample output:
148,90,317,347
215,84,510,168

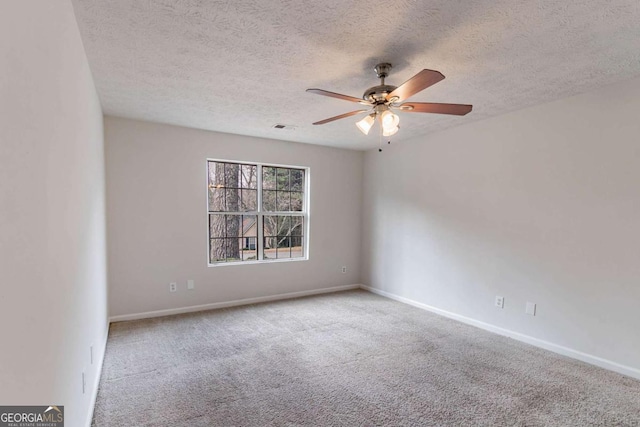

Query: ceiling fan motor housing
363,84,397,103
363,63,398,104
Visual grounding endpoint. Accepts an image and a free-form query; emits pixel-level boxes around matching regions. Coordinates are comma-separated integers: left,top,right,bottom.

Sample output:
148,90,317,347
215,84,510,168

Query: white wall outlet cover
169,282,177,292
495,296,504,308
526,302,536,316
187,279,195,290
341,266,347,273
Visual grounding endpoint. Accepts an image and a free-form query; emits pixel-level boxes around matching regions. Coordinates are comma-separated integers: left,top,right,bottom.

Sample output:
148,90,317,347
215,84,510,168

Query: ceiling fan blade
387,70,445,102
399,102,472,116
306,88,367,104
312,110,369,125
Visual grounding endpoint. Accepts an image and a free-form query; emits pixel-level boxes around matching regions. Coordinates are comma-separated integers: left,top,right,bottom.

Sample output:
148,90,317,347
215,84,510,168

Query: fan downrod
363,62,398,104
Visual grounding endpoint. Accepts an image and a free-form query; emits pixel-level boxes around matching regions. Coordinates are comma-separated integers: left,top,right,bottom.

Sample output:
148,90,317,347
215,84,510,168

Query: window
207,160,308,265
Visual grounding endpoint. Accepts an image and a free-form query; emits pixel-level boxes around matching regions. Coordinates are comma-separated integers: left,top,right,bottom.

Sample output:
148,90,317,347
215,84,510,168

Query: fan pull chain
378,121,383,152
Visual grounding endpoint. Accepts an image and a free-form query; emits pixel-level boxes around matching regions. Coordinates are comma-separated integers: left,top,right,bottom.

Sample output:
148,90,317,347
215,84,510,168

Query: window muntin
207,160,307,265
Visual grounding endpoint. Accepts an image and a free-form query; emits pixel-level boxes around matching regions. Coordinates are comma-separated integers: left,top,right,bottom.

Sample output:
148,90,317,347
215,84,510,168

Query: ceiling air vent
272,124,296,131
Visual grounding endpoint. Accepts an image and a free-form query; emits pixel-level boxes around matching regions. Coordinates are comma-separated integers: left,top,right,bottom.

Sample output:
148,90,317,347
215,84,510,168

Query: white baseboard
109,284,361,323
85,323,108,427
360,285,640,381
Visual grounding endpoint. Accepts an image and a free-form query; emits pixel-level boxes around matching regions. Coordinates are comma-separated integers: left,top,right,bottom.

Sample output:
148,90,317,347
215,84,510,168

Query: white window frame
206,158,310,267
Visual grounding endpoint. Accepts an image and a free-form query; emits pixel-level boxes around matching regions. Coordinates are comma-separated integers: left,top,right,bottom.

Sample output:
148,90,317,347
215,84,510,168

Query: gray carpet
92,290,640,426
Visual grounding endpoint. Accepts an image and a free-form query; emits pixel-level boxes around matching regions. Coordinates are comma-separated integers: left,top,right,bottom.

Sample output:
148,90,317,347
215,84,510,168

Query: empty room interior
2,1,640,426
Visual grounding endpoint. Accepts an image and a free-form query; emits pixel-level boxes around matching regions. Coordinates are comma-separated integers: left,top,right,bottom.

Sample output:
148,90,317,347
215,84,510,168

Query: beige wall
105,117,363,317
0,2,108,426
362,75,640,377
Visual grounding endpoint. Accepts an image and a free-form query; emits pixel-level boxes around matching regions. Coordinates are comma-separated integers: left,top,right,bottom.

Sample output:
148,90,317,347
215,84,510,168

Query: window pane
210,238,226,262
241,165,257,189
225,188,240,211
241,189,257,211
291,216,303,236
240,237,257,261
291,169,304,191
225,215,241,238
242,215,257,237
263,167,276,190
263,190,276,211
224,163,240,188
291,192,303,211
264,236,277,259
263,214,281,260
240,216,257,261
278,216,291,234
263,215,278,236
208,187,225,211
291,236,303,258
208,162,225,187
208,162,224,212
276,192,290,211
225,238,241,261
277,168,290,190
209,214,226,239
277,237,291,259
264,235,278,248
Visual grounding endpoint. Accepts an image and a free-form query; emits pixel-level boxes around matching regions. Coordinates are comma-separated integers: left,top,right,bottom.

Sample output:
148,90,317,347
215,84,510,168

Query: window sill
208,257,309,267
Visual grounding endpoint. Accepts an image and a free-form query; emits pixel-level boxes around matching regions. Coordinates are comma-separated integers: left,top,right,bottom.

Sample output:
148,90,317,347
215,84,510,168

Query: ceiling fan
307,63,472,137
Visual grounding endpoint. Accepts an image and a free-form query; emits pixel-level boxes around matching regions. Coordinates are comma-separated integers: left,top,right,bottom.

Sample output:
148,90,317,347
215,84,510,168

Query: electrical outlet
169,282,177,292
526,302,536,316
341,266,347,274
187,279,195,290
495,296,504,308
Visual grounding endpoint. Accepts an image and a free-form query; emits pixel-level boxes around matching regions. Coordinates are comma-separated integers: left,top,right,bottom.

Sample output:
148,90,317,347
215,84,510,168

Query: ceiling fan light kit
307,62,472,145
382,123,399,137
356,114,376,135
380,109,399,134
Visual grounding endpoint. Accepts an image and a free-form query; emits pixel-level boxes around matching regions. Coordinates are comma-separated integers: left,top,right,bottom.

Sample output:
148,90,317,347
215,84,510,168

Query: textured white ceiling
71,0,640,150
